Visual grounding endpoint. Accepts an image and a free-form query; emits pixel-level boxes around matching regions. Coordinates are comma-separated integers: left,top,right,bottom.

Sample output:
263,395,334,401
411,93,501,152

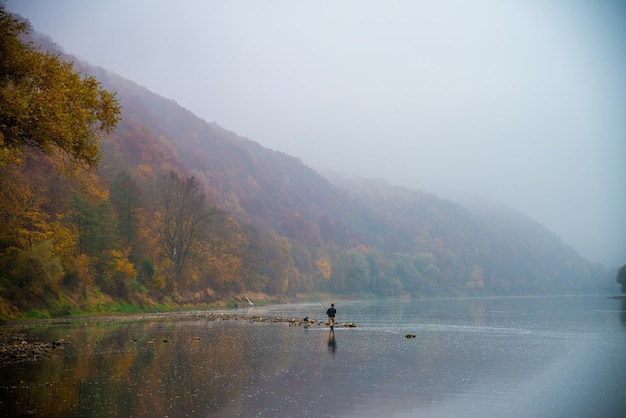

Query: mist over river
1,295,625,417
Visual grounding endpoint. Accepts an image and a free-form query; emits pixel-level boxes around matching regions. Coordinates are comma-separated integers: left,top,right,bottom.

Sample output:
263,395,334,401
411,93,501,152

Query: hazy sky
6,0,625,267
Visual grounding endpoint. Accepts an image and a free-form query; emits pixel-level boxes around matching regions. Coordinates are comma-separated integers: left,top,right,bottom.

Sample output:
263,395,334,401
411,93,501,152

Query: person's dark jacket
326,307,336,317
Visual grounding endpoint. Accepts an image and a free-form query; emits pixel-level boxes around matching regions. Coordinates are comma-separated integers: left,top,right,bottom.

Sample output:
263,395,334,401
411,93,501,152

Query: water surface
1,295,625,417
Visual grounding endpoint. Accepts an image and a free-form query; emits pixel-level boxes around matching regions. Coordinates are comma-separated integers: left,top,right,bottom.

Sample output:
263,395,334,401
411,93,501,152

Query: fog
6,0,625,268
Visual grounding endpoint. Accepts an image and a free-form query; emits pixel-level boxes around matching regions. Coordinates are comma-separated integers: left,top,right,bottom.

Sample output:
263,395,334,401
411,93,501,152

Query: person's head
331,303,334,307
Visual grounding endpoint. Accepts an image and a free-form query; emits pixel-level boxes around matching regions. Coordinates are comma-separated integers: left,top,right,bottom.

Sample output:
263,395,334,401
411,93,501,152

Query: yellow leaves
204,247,244,289
0,161,58,249
49,220,77,258
13,240,64,294
14,209,52,246
133,164,156,195
316,254,332,280
149,273,167,290
0,9,121,167
110,249,137,280
0,135,21,165
136,164,155,178
194,215,249,292
70,165,110,201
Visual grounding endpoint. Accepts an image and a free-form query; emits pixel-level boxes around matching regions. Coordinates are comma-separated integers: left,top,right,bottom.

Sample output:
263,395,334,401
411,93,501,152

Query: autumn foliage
0,8,612,318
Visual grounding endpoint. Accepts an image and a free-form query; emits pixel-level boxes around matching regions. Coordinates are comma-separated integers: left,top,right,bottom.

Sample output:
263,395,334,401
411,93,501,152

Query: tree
109,171,142,249
617,265,626,293
0,7,120,167
11,240,63,297
392,252,420,295
257,231,297,296
200,215,248,295
0,155,47,250
156,171,216,285
345,251,370,294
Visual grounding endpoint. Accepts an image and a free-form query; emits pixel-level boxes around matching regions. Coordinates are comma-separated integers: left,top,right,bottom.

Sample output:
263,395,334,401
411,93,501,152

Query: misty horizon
6,0,625,267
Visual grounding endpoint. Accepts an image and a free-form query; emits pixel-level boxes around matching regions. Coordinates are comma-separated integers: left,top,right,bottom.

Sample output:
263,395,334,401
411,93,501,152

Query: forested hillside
0,13,612,318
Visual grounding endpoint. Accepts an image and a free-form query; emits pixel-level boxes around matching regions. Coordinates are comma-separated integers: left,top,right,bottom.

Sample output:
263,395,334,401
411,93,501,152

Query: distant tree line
617,265,626,293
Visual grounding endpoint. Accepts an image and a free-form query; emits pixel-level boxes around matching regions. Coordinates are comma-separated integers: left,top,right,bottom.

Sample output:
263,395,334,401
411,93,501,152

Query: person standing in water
326,303,337,329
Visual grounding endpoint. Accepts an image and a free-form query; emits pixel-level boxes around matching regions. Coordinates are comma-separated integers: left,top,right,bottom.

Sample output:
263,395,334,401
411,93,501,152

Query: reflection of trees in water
0,315,550,417
1,321,257,417
4,298,612,417
620,299,626,329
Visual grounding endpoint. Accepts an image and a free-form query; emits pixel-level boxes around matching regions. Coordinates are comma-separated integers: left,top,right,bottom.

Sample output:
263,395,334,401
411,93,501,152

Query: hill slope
0,20,613,318
92,64,611,296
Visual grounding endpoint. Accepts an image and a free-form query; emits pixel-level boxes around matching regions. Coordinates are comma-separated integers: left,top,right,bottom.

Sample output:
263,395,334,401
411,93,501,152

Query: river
1,295,625,417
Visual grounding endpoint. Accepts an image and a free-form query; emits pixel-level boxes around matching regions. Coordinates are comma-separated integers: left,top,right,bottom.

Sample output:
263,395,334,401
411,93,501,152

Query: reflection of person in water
327,329,337,355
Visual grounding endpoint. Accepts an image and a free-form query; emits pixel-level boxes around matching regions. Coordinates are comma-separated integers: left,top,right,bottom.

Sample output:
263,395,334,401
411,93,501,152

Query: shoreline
0,309,354,366
3,294,620,365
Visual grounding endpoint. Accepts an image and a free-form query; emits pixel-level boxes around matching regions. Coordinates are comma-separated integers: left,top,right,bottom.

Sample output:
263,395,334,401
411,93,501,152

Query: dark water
1,295,625,417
